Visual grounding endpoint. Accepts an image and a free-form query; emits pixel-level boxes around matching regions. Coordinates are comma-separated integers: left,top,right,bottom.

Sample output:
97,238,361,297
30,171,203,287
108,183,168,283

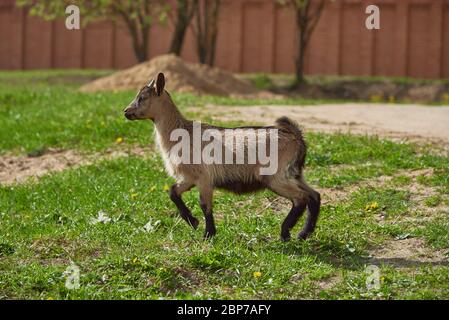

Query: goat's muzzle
123,107,136,120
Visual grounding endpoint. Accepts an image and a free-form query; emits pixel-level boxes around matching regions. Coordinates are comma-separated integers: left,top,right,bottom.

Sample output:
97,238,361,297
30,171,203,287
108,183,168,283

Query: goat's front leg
198,184,216,239
169,182,199,229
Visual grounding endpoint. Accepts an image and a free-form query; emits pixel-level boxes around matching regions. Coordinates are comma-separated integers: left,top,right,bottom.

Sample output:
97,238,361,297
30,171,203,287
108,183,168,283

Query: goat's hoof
280,234,291,242
203,230,216,240
297,231,309,240
189,218,199,230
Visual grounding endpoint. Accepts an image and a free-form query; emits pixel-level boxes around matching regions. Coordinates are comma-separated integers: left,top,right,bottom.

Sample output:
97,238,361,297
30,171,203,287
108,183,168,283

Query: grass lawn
0,71,448,299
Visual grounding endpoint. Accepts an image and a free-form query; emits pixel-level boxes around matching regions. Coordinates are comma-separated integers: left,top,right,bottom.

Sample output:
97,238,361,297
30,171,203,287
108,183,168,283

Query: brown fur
124,73,320,240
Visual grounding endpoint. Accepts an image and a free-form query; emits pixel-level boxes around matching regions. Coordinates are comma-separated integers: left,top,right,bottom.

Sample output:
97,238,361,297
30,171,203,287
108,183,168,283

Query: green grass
244,73,449,87
1,155,448,299
0,70,448,300
0,77,356,155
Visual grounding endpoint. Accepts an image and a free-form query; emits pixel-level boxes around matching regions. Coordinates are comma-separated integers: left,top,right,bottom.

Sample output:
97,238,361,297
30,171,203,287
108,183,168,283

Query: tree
169,0,198,56
281,0,327,84
192,0,221,66
17,0,169,63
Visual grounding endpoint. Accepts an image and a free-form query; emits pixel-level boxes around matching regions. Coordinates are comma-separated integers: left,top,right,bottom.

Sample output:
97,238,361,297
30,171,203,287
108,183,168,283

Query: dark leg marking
169,184,199,229
281,202,307,242
298,191,321,240
199,196,216,239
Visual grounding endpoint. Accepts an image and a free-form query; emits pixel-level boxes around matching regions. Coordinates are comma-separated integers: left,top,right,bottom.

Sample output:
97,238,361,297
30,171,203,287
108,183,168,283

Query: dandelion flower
365,201,379,212
442,93,449,103
253,271,262,278
115,137,124,144
163,184,170,191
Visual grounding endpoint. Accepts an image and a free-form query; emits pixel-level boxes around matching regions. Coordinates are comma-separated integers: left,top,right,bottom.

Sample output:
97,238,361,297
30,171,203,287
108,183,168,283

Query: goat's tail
275,116,307,168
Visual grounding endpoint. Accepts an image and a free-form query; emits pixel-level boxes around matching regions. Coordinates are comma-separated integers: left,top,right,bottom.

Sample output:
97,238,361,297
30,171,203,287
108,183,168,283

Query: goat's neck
153,97,187,149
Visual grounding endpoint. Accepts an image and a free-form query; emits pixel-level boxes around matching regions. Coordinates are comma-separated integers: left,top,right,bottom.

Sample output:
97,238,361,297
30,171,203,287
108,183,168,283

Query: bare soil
286,80,449,104
0,147,151,185
80,54,269,97
368,238,448,268
191,103,449,149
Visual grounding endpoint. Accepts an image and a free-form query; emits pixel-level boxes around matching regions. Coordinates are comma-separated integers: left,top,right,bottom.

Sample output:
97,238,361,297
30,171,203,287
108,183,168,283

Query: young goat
124,73,320,241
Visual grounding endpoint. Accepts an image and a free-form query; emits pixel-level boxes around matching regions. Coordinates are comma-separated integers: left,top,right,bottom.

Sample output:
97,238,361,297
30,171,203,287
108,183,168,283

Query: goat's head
124,72,166,121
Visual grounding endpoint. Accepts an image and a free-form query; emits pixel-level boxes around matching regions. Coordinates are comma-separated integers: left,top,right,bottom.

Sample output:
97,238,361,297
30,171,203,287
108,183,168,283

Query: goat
124,73,320,241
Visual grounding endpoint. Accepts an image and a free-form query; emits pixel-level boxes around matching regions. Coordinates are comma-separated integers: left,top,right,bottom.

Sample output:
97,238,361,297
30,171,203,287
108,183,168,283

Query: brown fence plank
0,0,446,79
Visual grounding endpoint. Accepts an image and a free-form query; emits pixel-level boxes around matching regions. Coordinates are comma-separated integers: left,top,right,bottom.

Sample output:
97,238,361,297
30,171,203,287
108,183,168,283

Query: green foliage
17,0,169,26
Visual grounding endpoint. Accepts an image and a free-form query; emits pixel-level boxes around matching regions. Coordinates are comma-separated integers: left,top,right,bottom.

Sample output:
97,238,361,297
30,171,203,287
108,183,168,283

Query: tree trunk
193,0,221,66
117,10,149,63
130,29,149,63
295,27,307,84
170,24,188,55
207,0,220,66
292,0,326,85
169,0,198,55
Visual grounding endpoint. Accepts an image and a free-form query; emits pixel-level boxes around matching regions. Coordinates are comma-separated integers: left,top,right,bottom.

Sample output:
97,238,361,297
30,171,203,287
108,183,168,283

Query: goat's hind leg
169,182,199,229
296,179,321,240
281,199,307,242
269,180,307,242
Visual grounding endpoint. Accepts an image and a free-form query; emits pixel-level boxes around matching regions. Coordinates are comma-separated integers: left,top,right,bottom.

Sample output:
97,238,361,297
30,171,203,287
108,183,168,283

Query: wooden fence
0,0,448,78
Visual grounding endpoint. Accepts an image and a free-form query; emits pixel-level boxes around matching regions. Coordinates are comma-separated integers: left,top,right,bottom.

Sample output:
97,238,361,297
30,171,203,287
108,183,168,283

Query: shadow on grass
266,237,449,271
367,257,449,268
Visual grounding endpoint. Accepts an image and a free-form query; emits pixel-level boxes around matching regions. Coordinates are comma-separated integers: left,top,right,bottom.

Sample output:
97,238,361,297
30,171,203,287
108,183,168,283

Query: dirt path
190,103,449,148
0,147,151,185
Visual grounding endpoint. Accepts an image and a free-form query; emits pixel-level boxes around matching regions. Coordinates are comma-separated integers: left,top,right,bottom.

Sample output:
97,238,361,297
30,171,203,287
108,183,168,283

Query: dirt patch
80,54,273,97
315,275,342,291
368,238,448,268
191,103,449,149
0,149,87,185
0,146,152,186
275,79,449,104
258,167,448,230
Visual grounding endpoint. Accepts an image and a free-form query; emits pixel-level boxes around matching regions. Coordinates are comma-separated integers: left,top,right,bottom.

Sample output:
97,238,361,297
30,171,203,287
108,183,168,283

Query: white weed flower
91,210,112,224
143,218,161,233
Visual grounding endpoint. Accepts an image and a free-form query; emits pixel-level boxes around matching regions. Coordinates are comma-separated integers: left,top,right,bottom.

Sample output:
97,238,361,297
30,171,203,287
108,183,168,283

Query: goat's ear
156,72,165,96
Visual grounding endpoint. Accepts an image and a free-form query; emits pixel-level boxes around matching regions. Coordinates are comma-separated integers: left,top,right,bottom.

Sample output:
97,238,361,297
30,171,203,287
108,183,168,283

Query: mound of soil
79,54,259,96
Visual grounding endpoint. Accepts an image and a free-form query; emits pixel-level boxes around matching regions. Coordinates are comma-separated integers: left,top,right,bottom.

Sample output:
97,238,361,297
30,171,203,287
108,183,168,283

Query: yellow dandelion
253,271,262,278
46,297,54,300
365,201,379,211
163,184,170,192
115,137,124,144
442,93,449,103
370,94,382,103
